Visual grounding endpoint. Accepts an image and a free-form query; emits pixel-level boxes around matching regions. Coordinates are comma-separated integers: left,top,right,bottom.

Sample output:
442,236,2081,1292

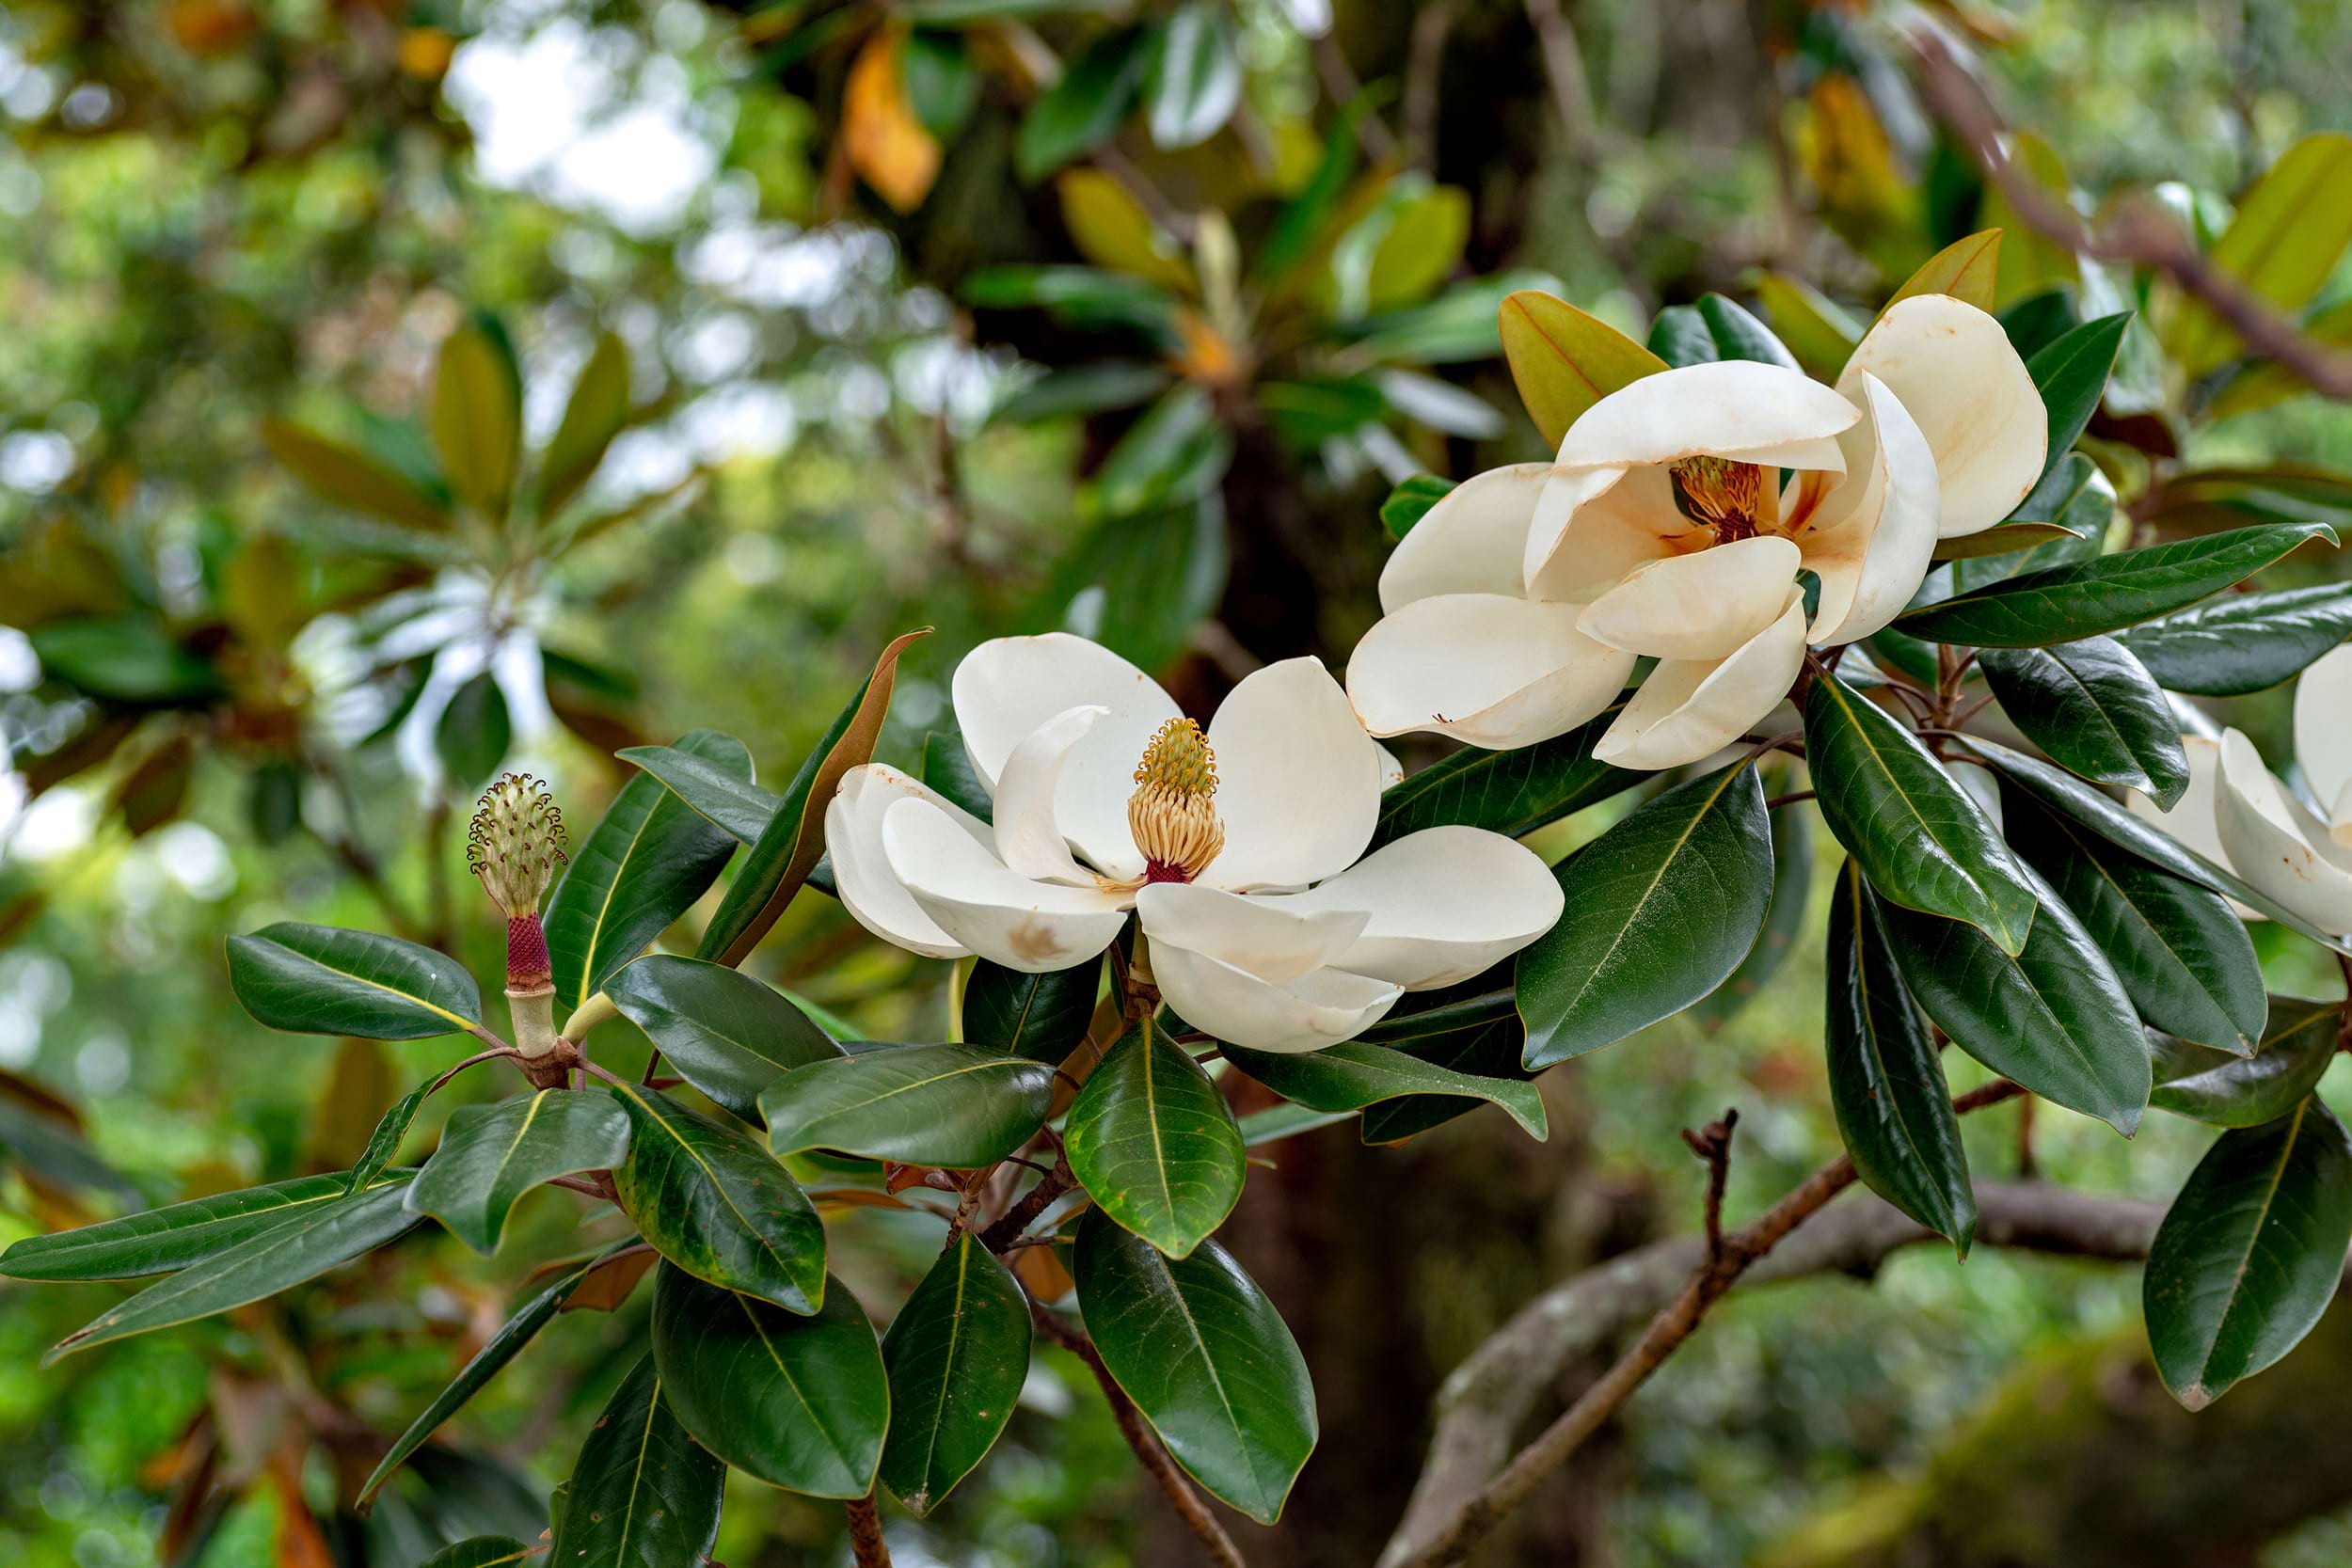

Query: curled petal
1379,463,1549,612
991,705,1110,884
881,797,1132,973
827,765,994,959
2125,736,2265,921
2214,728,2352,934
1151,941,1402,1053
1577,535,1802,660
1524,465,1691,606
1595,587,1808,770
1801,372,1942,646
1346,594,1636,748
2293,644,2352,847
1287,826,1565,990
1553,359,1858,475
1206,657,1382,891
1839,294,2044,538
1135,883,1368,983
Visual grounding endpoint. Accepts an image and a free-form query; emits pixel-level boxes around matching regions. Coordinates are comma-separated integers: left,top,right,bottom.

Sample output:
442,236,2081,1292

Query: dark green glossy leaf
1237,1103,1355,1147
1371,700,1642,851
698,631,926,967
608,1083,826,1314
760,1044,1055,1168
1518,761,1772,1068
1645,294,1801,370
1065,1017,1244,1258
1145,3,1239,149
880,1232,1033,1514
0,1171,373,1282
0,1094,135,1202
1979,636,2190,806
1357,1014,1529,1147
227,923,482,1039
1073,1210,1315,1524
2005,791,2265,1053
1878,867,2149,1135
44,1177,422,1364
608,955,842,1120
418,1540,532,1568
1028,497,1227,673
2150,997,2341,1128
359,1246,613,1506
963,958,1099,1063
406,1090,633,1255
1088,387,1226,517
547,729,752,1011
1015,26,1152,181
1693,799,1811,1033
349,1083,428,1193
30,617,222,703
1804,673,2037,954
919,727,993,821
1825,861,1975,1252
994,362,1170,424
964,265,1178,340
2115,582,2352,695
613,741,782,844
1223,1041,1546,1140
2025,312,2130,486
1380,474,1457,541
548,1353,725,1568
1964,738,2352,958
435,672,510,788
1896,522,2338,647
652,1264,887,1497
2144,1097,2352,1409
902,28,980,140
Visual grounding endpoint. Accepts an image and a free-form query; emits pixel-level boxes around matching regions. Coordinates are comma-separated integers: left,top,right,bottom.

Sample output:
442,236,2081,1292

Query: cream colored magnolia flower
2130,645,2352,932
825,634,1564,1053
1346,295,2047,769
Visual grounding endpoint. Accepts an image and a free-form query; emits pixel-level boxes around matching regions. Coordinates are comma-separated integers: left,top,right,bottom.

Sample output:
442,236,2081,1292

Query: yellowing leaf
1171,308,1244,387
1057,169,1194,291
1754,271,1865,381
844,30,942,215
1362,184,1469,312
397,26,455,79
2163,132,2352,376
1498,291,1668,448
1884,230,2003,315
261,418,449,532
1981,133,2078,307
430,323,522,516
222,534,306,649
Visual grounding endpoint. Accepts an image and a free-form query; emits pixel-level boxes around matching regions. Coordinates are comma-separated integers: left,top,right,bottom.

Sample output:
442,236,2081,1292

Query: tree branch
846,1492,892,1568
1384,1082,2048,1568
979,1153,1076,1252
1906,27,2352,400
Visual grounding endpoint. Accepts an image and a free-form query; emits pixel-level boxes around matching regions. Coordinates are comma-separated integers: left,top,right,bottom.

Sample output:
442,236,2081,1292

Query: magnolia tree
9,210,2352,1568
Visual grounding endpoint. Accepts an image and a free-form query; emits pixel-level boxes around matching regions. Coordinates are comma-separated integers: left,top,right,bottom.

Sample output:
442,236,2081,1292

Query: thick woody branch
1907,28,2352,400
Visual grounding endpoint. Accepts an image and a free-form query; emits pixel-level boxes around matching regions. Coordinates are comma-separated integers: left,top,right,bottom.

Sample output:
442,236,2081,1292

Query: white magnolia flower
1347,295,2046,769
825,634,1565,1053
2130,645,2352,932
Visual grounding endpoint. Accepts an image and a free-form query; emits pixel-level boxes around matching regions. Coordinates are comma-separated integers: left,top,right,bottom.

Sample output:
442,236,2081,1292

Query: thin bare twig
1311,34,1395,158
1677,1109,1739,1261
1522,0,1597,152
979,1154,1077,1252
1401,1,1459,168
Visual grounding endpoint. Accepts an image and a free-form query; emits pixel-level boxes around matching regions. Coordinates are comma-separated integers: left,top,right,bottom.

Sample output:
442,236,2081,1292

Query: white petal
1134,883,1367,983
1286,826,1564,989
1801,372,1943,646
1553,360,1859,475
1374,742,1405,790
991,705,1110,884
1577,535,1803,660
2215,728,2352,933
1596,588,1808,770
826,765,993,959
1205,657,1381,890
1839,295,2045,538
2125,736,2263,919
2294,643,2352,846
1379,463,1549,613
882,797,1132,973
1947,758,2004,835
1346,594,1636,748
951,633,1179,879
1151,941,1402,1053
1523,465,1686,605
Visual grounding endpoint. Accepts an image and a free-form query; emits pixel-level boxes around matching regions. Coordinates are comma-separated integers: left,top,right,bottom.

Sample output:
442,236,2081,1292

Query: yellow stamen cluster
1128,718,1224,882
1670,455,1768,543
467,772,568,917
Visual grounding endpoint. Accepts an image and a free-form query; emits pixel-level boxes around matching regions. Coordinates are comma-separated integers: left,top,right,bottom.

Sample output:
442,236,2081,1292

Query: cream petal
1802,372,1943,646
2214,728,2352,933
1379,463,1549,613
1523,465,1688,605
990,705,1111,884
881,797,1132,973
1151,940,1403,1053
951,633,1179,879
1577,535,1803,660
1204,656,1382,890
1134,883,1368,983
1346,594,1636,748
1839,295,2045,538
826,765,993,959
1375,742,1405,790
2125,736,2263,918
1286,826,1564,990
2294,644,2352,846
1595,588,1807,770
1553,360,1859,475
